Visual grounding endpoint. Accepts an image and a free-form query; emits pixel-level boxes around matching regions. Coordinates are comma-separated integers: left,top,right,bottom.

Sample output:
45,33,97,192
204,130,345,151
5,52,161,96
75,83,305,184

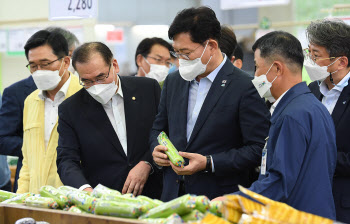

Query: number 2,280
68,0,92,12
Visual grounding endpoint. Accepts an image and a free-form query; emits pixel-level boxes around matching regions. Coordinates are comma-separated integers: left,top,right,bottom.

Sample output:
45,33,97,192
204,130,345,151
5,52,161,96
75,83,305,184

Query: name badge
261,137,269,175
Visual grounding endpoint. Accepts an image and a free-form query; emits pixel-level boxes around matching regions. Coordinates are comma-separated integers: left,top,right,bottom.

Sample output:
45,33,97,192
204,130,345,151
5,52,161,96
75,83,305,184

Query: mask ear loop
58,58,66,79
140,56,151,76
265,63,278,84
200,40,213,65
328,57,342,86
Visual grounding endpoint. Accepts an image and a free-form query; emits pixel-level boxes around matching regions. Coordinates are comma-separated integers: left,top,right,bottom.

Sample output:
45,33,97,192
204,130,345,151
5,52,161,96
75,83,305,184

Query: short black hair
24,30,69,59
45,26,80,50
233,45,244,62
134,37,173,68
219,25,237,58
168,6,221,44
72,42,113,69
307,19,350,67
252,31,304,72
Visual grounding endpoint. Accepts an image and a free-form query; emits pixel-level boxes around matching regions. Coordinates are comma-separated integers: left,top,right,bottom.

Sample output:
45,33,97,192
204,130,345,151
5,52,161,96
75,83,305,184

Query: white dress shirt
38,75,71,149
270,89,289,115
320,71,350,114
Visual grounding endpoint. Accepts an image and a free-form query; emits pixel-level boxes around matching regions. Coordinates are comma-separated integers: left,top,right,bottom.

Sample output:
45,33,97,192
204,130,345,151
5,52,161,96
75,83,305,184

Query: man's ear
136,54,143,68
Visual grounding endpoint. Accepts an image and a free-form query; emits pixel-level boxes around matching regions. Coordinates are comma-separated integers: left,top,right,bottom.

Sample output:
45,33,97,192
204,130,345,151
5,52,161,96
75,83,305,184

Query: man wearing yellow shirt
17,29,81,194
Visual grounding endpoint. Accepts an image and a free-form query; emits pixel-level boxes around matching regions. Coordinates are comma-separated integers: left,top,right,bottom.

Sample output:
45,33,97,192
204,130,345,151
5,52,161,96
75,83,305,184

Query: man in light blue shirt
0,93,11,191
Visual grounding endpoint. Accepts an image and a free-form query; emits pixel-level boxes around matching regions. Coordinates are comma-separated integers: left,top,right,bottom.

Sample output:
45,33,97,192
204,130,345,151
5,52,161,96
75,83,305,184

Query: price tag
49,0,97,20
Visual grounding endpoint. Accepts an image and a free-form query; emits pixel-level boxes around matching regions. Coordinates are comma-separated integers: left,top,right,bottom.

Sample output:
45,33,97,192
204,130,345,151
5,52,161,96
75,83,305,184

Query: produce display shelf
0,204,148,224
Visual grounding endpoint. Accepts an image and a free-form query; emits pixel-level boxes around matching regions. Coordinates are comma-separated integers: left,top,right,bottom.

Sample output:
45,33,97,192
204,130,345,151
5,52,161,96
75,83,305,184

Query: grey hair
45,26,80,50
306,19,350,66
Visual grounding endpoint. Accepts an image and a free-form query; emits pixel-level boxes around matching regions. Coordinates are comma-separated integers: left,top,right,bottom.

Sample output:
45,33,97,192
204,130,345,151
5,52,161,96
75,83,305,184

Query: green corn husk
101,194,153,213
209,201,223,217
92,184,121,198
57,186,89,197
40,186,70,209
193,195,210,213
137,195,159,208
0,190,16,202
153,199,164,206
67,192,98,213
68,205,88,214
140,194,196,219
25,196,58,209
1,193,34,204
94,200,142,218
181,209,204,222
141,213,183,224
157,131,185,168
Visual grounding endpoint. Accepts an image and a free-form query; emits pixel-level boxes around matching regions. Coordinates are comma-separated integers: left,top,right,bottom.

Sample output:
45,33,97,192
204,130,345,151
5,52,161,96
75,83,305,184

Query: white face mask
251,63,277,101
141,57,169,82
32,60,65,91
86,68,118,105
304,56,341,82
178,41,212,81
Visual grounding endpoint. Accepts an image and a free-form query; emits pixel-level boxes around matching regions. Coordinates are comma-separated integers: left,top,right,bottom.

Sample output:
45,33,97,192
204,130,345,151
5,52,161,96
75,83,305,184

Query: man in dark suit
306,19,350,223
150,7,270,201
0,76,37,192
56,42,162,199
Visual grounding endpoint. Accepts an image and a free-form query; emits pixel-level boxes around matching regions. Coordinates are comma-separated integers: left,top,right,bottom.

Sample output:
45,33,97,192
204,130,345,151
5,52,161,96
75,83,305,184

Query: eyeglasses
80,64,111,88
145,56,173,68
26,57,63,73
303,48,337,65
170,44,203,60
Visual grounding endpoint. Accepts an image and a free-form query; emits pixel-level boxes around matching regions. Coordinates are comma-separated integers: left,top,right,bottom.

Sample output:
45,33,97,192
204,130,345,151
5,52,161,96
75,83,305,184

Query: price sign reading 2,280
68,0,93,12
49,0,97,20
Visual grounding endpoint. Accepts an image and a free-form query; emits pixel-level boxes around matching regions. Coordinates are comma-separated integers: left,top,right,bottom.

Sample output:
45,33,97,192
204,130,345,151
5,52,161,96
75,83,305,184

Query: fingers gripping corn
157,131,185,167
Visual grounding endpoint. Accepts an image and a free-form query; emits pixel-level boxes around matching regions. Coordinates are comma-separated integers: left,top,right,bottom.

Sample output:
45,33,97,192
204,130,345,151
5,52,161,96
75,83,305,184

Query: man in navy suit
0,76,37,192
307,19,350,223
150,7,270,201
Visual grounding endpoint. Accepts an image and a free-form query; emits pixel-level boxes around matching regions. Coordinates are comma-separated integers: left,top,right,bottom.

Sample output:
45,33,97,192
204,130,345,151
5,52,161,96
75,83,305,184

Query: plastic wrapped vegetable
138,195,159,208
0,189,16,202
153,199,164,206
68,205,88,214
57,186,89,197
67,192,98,213
101,194,153,213
40,185,70,209
25,196,58,209
94,200,142,218
209,200,223,217
141,213,183,224
193,195,209,213
140,194,196,219
92,184,121,198
157,131,185,168
1,193,33,204
181,209,204,222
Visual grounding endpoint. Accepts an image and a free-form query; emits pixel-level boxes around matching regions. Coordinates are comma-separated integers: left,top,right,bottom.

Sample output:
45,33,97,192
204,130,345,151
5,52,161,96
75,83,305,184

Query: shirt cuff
210,155,215,173
144,161,154,175
79,184,92,191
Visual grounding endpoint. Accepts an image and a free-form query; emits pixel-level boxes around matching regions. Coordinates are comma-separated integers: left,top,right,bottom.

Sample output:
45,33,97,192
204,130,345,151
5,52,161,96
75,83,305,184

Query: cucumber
157,131,185,167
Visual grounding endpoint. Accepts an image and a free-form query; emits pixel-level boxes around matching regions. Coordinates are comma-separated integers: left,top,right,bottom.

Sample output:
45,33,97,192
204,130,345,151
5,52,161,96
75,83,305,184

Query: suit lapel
332,84,350,128
82,89,127,158
180,81,190,147
186,60,233,148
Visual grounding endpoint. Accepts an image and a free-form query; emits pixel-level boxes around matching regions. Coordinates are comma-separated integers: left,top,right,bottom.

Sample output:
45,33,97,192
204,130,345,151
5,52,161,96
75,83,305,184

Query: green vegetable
157,131,185,167
101,194,153,213
137,195,159,208
141,213,183,224
0,190,16,202
40,186,70,209
57,186,88,197
67,192,98,213
194,195,210,213
25,196,58,209
1,193,33,204
94,200,142,218
92,184,121,198
209,200,223,217
140,194,196,219
68,205,88,214
181,209,204,221
153,199,164,206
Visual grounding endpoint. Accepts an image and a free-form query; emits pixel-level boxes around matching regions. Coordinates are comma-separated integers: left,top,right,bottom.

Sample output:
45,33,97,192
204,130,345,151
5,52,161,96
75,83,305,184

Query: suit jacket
56,76,162,199
149,59,271,201
17,75,82,194
0,76,37,192
249,82,336,219
309,81,350,223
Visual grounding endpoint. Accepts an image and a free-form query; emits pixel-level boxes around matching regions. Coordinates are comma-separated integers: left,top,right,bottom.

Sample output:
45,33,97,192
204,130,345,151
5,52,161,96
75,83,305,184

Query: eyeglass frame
303,48,338,63
79,64,112,88
170,43,204,60
26,57,63,73
144,55,173,68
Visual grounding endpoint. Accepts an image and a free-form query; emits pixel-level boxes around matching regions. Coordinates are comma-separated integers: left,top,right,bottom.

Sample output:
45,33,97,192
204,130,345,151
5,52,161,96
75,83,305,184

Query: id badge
260,137,269,175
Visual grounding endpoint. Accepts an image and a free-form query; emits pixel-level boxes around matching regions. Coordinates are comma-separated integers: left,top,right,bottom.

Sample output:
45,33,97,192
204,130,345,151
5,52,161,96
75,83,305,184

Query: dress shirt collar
38,73,72,101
